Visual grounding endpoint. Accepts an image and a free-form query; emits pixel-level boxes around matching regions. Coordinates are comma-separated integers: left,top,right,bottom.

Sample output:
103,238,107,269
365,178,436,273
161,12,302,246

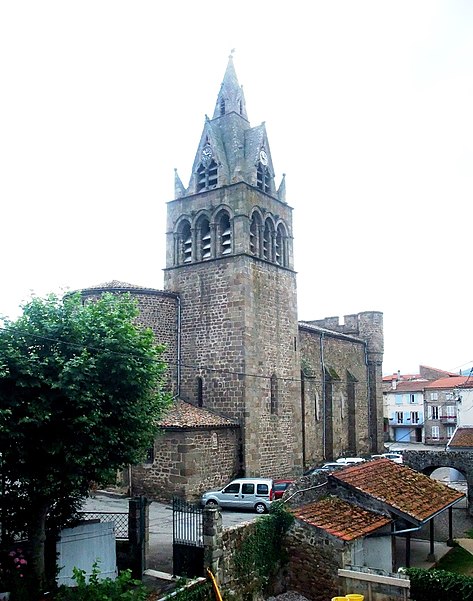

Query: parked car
306,462,347,475
382,452,403,464
273,479,295,499
201,478,274,513
336,457,366,465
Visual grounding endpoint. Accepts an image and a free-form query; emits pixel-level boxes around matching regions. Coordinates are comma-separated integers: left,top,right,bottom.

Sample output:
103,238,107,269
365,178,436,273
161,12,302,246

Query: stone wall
284,523,340,601
404,449,473,514
203,503,341,601
164,237,302,479
131,426,240,501
299,327,372,466
304,311,384,455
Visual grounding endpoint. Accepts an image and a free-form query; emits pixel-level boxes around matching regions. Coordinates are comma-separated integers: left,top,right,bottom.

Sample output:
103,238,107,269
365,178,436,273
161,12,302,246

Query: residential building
384,380,426,443
383,365,459,446
454,377,473,426
424,377,467,445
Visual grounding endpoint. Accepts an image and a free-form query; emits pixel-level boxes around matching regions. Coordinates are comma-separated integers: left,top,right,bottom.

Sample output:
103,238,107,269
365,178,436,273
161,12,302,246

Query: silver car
201,478,274,514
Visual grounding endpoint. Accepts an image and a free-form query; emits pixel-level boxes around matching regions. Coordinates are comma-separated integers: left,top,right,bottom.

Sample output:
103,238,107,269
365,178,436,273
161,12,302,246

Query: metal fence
78,511,129,539
173,497,204,577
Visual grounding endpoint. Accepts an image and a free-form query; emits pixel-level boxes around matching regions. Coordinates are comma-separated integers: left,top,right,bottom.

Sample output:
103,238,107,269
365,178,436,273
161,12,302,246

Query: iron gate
172,497,204,577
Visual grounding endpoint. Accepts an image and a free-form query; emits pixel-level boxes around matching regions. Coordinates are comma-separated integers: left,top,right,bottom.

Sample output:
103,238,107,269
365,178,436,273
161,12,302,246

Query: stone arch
263,216,276,262
195,212,212,261
214,207,233,258
175,217,192,265
275,221,288,267
404,450,471,514
250,209,264,257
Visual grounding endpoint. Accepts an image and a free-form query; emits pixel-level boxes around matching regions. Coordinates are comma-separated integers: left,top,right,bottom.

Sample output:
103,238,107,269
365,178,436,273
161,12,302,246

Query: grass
434,544,473,575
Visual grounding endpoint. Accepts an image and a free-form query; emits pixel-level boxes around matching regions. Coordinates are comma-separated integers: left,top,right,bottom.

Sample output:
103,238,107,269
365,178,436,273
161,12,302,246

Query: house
286,458,464,571
80,56,384,501
382,366,461,446
453,377,473,427
384,380,426,443
291,496,392,572
424,376,469,445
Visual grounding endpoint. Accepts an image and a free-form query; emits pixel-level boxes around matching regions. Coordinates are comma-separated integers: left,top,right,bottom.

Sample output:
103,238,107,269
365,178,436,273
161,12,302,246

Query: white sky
1,1,472,377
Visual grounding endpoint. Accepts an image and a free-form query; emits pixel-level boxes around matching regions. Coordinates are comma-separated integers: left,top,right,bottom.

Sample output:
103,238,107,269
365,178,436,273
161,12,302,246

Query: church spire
212,51,248,121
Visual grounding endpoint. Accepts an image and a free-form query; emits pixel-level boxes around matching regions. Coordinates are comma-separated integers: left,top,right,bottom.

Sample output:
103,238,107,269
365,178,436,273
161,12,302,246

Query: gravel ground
267,593,310,601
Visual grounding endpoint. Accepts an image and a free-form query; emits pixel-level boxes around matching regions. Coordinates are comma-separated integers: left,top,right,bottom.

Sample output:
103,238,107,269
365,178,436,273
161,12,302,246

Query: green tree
0,292,170,596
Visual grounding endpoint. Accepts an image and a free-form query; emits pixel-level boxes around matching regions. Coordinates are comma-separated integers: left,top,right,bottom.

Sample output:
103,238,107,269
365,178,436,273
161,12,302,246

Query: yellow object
346,595,364,601
331,597,348,601
207,568,223,601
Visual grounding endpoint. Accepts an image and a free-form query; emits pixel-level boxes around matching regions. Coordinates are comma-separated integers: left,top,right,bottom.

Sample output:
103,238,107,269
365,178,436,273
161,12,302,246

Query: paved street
82,493,258,574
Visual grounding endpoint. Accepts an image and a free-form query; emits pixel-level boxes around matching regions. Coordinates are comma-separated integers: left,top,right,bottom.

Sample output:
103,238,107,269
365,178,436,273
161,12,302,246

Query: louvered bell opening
250,231,256,254
263,238,269,260
264,173,271,193
183,237,192,263
197,166,206,192
221,228,231,255
208,173,217,188
202,233,211,259
275,240,281,264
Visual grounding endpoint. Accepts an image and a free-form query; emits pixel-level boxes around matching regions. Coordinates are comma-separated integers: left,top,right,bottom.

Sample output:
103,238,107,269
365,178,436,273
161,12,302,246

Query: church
81,56,384,501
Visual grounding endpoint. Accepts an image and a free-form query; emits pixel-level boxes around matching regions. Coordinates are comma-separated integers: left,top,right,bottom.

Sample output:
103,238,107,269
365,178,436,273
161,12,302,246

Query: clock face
202,145,213,162
259,149,268,165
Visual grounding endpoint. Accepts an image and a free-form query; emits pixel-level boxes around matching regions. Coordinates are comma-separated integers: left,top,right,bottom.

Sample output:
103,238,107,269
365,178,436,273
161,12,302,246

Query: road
82,493,258,574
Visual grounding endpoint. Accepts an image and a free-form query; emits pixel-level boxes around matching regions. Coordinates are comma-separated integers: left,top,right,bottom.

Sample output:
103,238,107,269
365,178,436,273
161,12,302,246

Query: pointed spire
277,173,286,203
212,50,248,121
174,168,186,199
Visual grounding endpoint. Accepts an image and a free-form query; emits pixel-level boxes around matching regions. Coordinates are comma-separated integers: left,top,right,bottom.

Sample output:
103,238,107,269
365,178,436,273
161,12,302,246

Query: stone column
203,506,223,583
128,496,150,579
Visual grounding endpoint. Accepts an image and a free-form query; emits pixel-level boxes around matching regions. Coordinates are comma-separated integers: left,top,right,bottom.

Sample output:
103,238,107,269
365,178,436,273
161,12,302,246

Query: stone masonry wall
284,523,341,601
164,253,301,480
131,426,240,501
204,505,341,601
299,327,370,467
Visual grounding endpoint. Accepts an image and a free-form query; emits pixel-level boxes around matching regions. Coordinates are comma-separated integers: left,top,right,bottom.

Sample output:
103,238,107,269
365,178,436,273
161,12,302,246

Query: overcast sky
1,1,472,376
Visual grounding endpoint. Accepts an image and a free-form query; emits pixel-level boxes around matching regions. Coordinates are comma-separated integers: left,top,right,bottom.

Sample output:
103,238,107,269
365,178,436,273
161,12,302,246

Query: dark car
273,479,294,499
305,462,347,476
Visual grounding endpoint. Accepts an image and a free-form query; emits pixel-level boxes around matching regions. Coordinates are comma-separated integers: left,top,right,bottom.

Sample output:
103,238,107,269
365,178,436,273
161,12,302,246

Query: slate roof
448,427,473,448
291,496,391,542
81,280,167,293
157,399,239,429
332,459,464,523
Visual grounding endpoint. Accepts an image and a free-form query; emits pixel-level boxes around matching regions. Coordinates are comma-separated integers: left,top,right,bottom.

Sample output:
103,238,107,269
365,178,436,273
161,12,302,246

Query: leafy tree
0,292,170,596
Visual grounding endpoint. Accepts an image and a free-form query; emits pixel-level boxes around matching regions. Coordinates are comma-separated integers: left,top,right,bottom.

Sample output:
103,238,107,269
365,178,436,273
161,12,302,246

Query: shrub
406,567,473,601
54,563,148,601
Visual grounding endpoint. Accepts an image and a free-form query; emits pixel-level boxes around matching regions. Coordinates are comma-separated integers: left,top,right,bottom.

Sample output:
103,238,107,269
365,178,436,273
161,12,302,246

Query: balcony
439,415,457,424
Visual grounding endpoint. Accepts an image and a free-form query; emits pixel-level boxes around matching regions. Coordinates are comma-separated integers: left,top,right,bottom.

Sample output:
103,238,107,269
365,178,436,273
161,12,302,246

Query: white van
201,478,274,514
336,457,366,465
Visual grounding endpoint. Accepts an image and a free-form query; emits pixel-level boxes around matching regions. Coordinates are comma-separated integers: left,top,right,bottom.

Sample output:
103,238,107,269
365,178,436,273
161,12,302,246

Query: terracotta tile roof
448,427,473,448
157,399,239,429
388,380,428,392
424,376,471,389
332,459,464,522
383,373,420,382
292,496,391,541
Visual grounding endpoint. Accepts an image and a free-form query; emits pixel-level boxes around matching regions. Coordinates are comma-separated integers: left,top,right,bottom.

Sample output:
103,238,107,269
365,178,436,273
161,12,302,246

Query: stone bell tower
164,54,302,478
